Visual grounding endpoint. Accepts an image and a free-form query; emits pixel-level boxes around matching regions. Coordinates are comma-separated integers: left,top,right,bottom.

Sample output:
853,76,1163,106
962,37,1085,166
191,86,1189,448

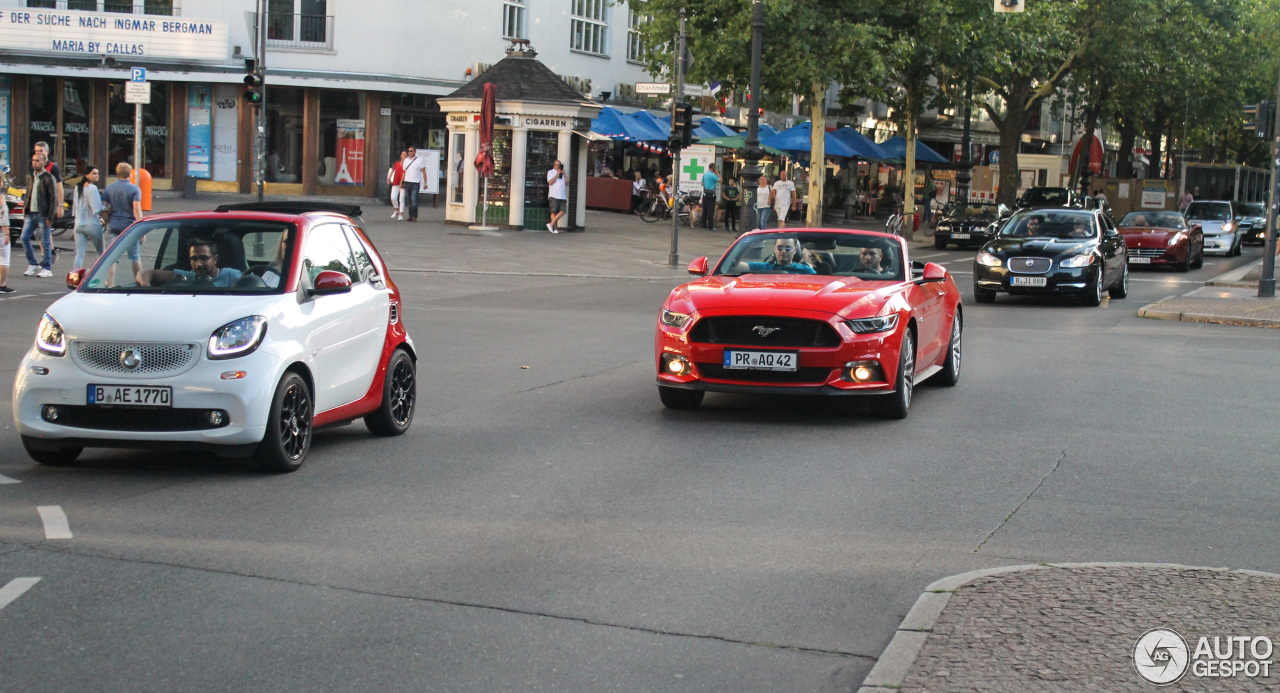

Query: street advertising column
333,119,365,185
212,84,239,182
187,84,213,179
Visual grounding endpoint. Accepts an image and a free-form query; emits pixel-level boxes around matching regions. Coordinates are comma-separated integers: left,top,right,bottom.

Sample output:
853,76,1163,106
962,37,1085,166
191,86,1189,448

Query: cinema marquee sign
0,8,227,60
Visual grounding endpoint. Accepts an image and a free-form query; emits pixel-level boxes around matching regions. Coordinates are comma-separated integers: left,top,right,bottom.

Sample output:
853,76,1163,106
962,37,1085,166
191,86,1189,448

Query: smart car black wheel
21,436,82,466
365,348,416,436
658,386,704,410
257,372,312,473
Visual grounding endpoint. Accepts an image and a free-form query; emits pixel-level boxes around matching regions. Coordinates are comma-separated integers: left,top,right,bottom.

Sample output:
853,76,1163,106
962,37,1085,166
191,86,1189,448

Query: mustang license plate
950,233,971,239
87,385,172,407
1010,276,1047,287
1129,256,1151,264
723,350,797,372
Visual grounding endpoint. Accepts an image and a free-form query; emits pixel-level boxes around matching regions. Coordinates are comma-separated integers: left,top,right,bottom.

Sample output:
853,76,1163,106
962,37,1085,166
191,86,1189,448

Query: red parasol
474,82,496,178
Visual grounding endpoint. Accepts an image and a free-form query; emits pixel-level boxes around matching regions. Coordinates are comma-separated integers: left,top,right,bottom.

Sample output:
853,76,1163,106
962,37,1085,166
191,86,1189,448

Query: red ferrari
655,229,963,419
1118,210,1204,271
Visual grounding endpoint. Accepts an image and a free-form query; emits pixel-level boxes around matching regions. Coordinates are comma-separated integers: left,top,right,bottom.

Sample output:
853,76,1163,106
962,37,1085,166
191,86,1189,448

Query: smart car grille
689,317,840,348
73,342,200,378
49,406,225,432
1128,248,1165,258
1008,257,1052,274
696,363,833,383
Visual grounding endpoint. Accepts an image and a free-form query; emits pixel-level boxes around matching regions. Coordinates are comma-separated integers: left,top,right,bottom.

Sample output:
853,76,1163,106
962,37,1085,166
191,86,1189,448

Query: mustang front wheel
658,386,704,410
935,314,961,387
873,330,914,420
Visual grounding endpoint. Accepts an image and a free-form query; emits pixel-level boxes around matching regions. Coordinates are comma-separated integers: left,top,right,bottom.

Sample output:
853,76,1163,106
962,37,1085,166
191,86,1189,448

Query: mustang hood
48,293,285,343
986,237,1096,259
672,274,895,318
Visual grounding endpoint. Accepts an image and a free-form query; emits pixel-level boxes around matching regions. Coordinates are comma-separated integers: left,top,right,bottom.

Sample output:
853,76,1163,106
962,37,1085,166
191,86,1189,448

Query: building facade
0,0,649,200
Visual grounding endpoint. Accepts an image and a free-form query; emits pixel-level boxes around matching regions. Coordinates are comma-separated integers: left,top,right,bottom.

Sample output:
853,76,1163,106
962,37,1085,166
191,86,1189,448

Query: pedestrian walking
700,162,719,230
20,151,57,278
401,147,428,221
721,174,740,234
0,182,11,293
1180,189,1193,212
772,170,796,228
72,165,104,270
755,176,774,231
547,159,567,233
387,149,407,220
103,162,143,285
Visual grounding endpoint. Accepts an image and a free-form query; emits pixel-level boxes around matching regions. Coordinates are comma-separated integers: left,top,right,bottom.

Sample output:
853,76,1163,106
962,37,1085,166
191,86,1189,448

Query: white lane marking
0,473,20,484
0,578,40,610
37,506,72,539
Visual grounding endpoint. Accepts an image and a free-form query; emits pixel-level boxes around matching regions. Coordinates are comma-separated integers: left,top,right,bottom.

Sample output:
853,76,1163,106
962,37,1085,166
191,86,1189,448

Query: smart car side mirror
66,268,86,290
309,270,352,297
687,257,709,276
919,262,947,283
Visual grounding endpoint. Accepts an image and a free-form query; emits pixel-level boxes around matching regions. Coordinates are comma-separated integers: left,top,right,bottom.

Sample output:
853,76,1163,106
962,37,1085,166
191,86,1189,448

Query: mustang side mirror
309,270,352,297
66,268,86,290
919,262,948,283
687,257,709,276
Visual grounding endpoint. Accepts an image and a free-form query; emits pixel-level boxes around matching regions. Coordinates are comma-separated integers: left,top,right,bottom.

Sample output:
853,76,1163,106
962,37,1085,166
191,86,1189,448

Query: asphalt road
1,215,1277,692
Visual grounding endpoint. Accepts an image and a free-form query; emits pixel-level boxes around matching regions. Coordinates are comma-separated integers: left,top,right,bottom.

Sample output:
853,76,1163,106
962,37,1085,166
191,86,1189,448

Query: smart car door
342,224,392,393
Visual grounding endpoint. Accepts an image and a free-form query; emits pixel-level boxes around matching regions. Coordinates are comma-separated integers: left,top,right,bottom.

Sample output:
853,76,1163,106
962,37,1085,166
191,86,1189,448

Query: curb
856,562,1280,693
1204,258,1262,287
1136,299,1280,328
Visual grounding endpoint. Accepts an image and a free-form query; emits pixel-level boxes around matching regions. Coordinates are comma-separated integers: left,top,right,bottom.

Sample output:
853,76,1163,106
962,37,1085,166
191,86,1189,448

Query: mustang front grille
689,317,841,348
73,342,200,378
695,363,833,384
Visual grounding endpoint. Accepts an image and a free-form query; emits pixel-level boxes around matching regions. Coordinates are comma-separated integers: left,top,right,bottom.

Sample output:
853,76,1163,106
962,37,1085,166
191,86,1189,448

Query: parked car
1016,187,1082,210
973,208,1129,306
1236,202,1269,245
934,203,1010,249
1183,200,1241,256
1117,211,1203,271
12,202,417,472
654,229,962,420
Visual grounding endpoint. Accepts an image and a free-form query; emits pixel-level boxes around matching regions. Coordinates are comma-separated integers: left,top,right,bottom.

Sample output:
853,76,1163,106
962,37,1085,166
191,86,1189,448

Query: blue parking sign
131,67,146,83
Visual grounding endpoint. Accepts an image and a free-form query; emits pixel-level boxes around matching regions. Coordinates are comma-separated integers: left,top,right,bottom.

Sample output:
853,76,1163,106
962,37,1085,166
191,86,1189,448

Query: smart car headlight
1222,221,1234,232
36,313,66,356
1059,254,1097,268
660,309,692,328
846,314,899,334
208,316,267,360
976,251,1003,267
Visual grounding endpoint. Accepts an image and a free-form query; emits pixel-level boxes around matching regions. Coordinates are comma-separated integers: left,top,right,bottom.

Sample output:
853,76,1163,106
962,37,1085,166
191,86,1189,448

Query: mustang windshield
715,231,904,281
1119,212,1185,229
80,219,295,294
999,211,1097,239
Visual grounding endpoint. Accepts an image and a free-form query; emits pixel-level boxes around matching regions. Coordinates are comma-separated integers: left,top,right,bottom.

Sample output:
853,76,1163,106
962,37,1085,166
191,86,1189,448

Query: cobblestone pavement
898,566,1280,692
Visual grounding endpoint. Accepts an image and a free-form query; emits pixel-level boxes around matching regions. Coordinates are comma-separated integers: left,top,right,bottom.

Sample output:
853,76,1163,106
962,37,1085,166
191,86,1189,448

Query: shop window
268,0,331,48
108,81,169,178
317,90,366,186
570,0,608,57
62,79,91,177
264,86,304,184
28,77,58,170
523,131,558,228
502,0,525,40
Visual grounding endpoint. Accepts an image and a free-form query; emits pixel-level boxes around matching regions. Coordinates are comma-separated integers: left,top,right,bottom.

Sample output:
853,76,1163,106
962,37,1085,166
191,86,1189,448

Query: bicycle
885,204,904,237
639,190,702,227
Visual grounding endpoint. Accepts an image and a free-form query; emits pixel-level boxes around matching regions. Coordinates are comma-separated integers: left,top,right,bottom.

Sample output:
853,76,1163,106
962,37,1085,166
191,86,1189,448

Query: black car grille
689,317,840,347
696,363,833,383
48,406,227,432
1008,257,1053,274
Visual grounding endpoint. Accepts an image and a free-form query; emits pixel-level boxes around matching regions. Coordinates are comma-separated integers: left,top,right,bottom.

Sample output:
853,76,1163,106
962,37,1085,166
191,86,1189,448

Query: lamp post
738,0,765,236
956,80,973,204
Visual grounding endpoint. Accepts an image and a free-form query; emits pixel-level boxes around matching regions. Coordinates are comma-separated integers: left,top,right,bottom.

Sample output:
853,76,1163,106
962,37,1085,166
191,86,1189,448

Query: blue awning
879,136,949,164
761,121,857,158
830,127,891,161
590,106,667,142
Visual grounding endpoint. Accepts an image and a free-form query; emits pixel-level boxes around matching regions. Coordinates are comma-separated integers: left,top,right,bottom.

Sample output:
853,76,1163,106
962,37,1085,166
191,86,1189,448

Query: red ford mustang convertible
655,229,963,419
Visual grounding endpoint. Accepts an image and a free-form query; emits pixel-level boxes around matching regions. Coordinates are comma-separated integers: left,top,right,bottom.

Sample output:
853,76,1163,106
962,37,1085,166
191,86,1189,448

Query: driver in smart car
734,236,817,275
136,239,243,287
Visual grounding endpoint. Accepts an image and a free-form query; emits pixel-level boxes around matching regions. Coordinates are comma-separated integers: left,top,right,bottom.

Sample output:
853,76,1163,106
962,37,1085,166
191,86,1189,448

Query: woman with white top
72,165,104,270
755,176,774,231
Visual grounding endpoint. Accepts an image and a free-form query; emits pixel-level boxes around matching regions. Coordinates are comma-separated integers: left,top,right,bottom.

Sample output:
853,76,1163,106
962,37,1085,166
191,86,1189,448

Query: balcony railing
263,13,334,51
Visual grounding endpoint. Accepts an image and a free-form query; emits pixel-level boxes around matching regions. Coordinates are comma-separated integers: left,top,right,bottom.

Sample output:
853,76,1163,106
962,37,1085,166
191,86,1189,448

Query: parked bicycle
885,203,905,237
639,189,702,227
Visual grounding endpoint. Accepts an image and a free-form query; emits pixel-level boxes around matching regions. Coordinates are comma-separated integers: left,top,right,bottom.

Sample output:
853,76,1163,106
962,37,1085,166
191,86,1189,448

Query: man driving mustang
735,236,817,275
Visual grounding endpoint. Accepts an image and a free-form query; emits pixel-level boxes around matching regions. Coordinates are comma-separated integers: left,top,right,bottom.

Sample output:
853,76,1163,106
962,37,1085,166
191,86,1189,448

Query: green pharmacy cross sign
683,159,705,182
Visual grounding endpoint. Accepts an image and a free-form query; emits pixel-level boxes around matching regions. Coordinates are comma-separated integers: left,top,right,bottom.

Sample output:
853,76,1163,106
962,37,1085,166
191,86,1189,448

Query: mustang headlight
660,309,692,328
846,314,899,334
1059,254,1097,268
976,251,1003,267
208,316,268,360
36,313,66,356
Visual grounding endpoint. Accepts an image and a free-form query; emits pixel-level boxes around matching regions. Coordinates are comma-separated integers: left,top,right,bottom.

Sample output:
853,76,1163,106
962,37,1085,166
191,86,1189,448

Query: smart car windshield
715,231,904,281
999,210,1097,238
1119,212,1185,229
80,218,295,294
947,205,999,219
1185,202,1231,221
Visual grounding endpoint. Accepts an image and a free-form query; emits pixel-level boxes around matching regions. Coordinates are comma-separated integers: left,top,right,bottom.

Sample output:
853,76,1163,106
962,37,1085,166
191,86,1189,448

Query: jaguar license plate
87,385,172,407
1010,276,1047,287
1129,257,1151,264
723,350,797,372
950,233,971,239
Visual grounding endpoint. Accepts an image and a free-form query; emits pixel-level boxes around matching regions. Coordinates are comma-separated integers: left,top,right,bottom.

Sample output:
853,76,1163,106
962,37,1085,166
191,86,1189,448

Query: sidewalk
1138,258,1280,328
859,563,1280,692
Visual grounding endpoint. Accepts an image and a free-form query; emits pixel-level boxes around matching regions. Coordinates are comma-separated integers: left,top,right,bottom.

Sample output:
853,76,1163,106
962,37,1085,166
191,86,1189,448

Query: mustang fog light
207,410,227,426
42,405,60,422
843,361,884,383
661,353,692,376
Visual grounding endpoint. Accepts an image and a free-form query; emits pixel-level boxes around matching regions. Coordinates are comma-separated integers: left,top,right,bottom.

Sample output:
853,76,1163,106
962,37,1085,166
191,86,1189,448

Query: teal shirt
702,171,720,192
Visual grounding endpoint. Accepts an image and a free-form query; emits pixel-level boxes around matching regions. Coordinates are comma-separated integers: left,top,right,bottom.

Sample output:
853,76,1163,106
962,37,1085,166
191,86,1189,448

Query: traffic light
1245,101,1271,138
243,58,263,106
671,102,694,149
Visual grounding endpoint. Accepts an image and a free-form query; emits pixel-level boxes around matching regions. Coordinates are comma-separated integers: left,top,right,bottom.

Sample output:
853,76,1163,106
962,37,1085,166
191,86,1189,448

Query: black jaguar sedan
972,208,1129,307
934,202,1010,249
